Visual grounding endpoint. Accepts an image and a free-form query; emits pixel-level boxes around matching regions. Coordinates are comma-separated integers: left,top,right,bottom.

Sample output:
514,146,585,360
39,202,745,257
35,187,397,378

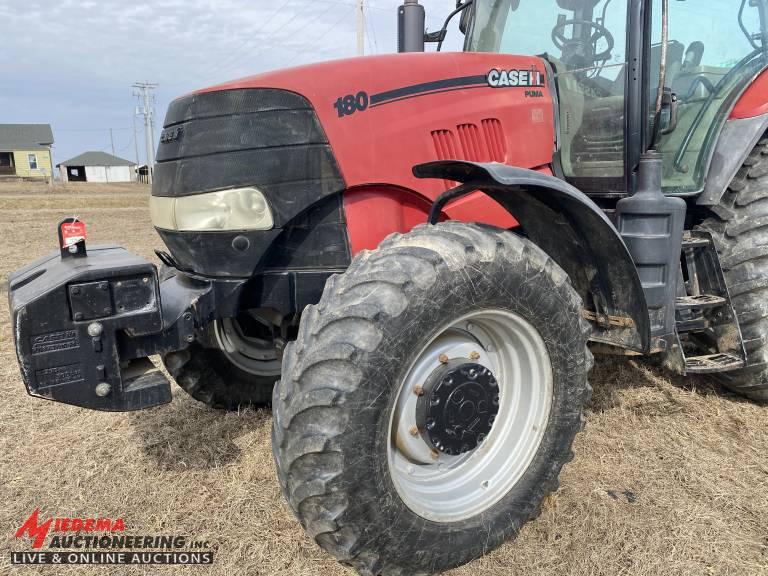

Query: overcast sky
0,0,462,165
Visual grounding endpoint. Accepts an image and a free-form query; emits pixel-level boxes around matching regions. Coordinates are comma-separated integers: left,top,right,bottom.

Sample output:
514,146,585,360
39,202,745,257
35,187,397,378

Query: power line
212,1,340,82
193,0,296,84
117,131,135,154
55,127,132,132
364,2,379,54
285,6,356,66
356,0,364,56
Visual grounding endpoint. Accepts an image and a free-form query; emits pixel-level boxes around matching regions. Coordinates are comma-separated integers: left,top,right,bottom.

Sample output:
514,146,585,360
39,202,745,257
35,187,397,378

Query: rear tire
698,135,768,402
272,222,593,575
160,266,279,410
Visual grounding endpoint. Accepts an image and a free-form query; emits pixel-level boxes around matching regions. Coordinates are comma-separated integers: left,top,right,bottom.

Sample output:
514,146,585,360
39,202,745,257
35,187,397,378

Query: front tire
272,222,593,575
163,318,280,410
159,267,280,410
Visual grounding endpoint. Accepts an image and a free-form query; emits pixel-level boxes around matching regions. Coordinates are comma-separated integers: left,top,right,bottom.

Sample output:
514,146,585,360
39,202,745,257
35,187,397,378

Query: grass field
1,181,766,575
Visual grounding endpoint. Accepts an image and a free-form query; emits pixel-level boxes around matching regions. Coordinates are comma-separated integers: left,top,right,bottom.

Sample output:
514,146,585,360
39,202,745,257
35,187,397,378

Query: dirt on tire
698,135,768,401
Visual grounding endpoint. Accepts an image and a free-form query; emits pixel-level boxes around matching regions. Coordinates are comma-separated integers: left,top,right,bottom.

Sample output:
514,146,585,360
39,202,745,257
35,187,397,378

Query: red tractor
9,0,768,573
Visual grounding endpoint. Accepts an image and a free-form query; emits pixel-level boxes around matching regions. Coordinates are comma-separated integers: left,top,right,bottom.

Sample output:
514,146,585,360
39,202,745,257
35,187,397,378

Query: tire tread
698,135,768,401
273,222,593,574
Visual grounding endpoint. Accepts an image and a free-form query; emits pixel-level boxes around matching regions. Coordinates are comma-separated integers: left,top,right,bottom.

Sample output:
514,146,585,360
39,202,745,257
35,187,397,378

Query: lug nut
409,425,419,437
438,354,449,364
413,386,424,396
87,322,103,337
430,449,440,460
469,351,480,360
95,382,111,397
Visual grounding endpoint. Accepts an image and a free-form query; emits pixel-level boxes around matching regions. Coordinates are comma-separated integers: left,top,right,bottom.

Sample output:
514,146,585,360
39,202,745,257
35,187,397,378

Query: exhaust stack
398,0,425,52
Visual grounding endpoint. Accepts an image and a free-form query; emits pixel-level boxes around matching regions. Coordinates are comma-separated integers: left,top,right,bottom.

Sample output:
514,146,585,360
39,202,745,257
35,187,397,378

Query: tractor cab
464,0,768,196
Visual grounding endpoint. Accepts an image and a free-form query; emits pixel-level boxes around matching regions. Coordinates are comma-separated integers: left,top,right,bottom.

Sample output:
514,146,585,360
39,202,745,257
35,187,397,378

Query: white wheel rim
212,317,281,377
387,309,554,522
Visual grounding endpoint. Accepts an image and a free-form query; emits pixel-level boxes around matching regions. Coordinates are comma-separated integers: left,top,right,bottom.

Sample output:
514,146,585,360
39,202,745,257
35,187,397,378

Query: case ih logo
160,126,183,143
487,68,544,89
15,509,124,549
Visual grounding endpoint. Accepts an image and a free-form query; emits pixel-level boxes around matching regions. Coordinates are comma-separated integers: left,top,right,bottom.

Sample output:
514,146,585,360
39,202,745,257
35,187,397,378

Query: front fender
414,160,650,353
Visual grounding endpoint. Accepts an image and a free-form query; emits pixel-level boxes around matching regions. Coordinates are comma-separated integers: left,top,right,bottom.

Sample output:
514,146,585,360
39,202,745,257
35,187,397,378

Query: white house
57,151,137,183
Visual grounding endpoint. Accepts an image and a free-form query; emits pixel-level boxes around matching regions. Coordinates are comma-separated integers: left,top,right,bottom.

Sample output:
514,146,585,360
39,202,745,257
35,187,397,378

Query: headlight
150,187,274,231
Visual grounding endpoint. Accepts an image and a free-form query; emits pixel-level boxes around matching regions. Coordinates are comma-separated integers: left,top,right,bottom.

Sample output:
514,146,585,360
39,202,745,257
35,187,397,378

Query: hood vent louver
431,119,506,189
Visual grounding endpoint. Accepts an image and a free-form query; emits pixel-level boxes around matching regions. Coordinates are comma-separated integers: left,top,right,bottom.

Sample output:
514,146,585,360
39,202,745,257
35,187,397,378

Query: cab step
684,353,746,374
681,232,711,249
665,230,747,376
675,294,726,311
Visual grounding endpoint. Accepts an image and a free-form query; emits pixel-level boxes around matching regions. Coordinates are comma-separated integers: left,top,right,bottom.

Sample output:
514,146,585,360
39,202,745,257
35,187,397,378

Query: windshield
467,0,628,77
467,0,631,190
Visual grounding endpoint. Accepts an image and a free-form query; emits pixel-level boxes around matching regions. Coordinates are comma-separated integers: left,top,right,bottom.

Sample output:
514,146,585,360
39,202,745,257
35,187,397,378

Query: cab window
651,0,767,194
467,0,630,192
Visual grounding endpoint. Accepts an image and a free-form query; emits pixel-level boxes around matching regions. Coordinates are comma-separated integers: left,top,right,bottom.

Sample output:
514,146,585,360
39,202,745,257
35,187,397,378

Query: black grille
156,110,327,162
152,88,345,227
164,88,311,126
152,87,350,277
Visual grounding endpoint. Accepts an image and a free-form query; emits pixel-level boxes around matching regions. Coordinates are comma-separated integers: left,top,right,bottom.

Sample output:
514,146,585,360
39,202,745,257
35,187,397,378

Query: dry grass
0,183,767,575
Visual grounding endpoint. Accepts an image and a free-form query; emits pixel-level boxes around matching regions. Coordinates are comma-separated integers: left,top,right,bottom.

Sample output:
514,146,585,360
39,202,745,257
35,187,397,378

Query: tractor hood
195,51,555,194
152,52,555,276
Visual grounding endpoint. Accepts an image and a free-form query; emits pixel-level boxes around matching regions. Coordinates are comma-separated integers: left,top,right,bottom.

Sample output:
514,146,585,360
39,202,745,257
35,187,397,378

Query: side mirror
458,2,473,34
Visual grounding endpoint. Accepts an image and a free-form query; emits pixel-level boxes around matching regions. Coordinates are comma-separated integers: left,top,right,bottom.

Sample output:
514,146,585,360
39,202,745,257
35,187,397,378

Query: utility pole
132,110,141,182
109,128,115,156
149,112,156,174
132,82,158,184
356,0,365,56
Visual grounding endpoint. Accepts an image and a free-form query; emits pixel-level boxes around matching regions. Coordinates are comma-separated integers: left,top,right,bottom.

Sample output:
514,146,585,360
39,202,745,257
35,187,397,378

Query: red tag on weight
61,220,87,248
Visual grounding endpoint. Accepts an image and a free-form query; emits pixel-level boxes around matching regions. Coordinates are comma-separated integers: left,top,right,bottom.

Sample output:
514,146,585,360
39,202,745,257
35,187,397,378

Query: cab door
650,0,768,194
465,0,633,195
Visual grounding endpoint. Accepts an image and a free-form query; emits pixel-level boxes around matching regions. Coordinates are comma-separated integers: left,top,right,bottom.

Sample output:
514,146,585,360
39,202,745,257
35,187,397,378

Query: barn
57,151,137,183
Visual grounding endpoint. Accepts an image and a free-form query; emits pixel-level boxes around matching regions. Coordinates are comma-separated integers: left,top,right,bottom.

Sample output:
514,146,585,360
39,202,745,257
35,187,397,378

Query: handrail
673,49,764,173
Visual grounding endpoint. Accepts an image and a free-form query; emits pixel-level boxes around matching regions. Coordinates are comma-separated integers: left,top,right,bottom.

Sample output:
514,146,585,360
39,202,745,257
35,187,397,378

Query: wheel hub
416,360,499,456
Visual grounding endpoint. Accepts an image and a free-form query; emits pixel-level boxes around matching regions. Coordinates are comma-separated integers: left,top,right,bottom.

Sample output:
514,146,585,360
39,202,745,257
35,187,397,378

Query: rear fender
699,69,768,207
698,113,768,207
414,160,650,353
